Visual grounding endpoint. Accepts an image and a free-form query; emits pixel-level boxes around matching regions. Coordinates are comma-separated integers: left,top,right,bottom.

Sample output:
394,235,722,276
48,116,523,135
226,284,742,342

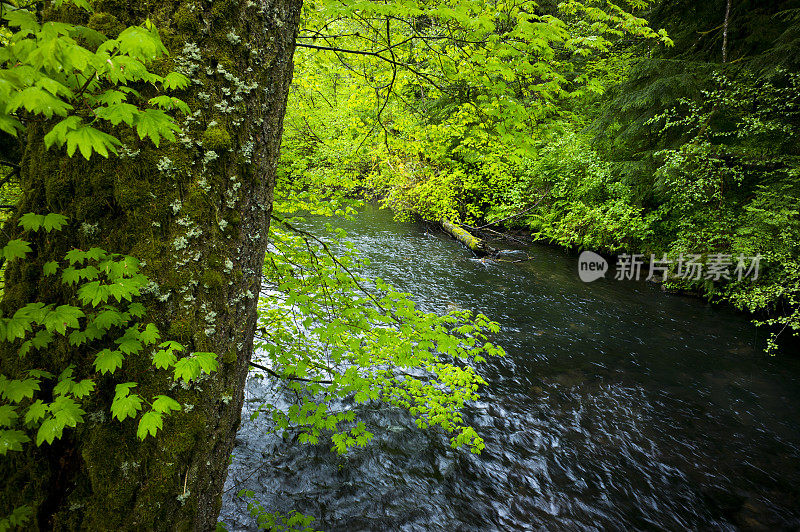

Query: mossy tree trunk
0,0,301,529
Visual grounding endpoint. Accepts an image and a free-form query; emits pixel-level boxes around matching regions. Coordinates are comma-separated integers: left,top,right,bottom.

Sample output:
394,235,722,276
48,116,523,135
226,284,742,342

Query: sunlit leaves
0,3,209,456
1,4,189,159
110,383,143,422
254,223,503,453
94,349,124,374
173,352,218,382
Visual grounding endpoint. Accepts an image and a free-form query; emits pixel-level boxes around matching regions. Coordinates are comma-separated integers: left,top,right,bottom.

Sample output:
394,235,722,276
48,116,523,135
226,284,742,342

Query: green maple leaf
43,305,84,334
50,396,85,428
110,386,142,422
194,352,218,375
78,280,108,306
2,378,40,403
94,348,124,374
71,379,95,398
42,213,68,232
93,309,124,330
135,109,179,147
152,395,181,414
2,239,32,262
173,357,200,382
128,302,146,318
140,323,160,345
152,348,177,369
18,213,45,232
116,25,167,60
64,248,88,265
43,261,59,276
136,411,163,440
35,418,63,446
8,86,73,119
95,102,138,126
148,95,190,114
64,125,122,160
162,71,190,90
0,405,19,427
24,400,48,425
44,116,81,150
1,429,31,454
0,113,24,136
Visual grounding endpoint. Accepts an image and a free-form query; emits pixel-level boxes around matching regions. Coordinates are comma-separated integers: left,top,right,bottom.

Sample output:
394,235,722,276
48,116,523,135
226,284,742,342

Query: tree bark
722,0,731,63
0,0,301,530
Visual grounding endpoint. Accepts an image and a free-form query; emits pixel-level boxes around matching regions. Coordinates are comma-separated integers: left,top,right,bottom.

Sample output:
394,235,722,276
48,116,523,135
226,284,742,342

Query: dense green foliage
255,208,503,454
282,0,800,353
2,0,798,529
1,0,508,529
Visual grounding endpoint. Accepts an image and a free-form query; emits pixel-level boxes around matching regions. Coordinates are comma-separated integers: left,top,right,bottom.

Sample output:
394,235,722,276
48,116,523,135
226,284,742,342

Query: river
220,205,800,531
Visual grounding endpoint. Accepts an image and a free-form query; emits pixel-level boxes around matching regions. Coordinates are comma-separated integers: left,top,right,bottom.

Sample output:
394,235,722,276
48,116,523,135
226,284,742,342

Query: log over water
441,220,495,256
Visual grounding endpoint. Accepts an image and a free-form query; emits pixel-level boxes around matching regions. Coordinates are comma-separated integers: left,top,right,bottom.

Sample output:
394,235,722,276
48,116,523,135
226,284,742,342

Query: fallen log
441,220,495,256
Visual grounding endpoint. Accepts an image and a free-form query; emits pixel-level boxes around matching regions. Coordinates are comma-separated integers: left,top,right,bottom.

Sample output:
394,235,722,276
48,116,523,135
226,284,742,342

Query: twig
474,191,549,230
249,360,333,384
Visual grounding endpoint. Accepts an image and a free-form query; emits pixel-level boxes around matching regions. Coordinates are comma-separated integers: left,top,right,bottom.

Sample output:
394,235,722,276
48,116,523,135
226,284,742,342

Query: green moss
173,5,200,33
200,269,224,289
210,0,236,21
87,12,125,37
168,314,195,342
114,173,151,211
202,127,233,152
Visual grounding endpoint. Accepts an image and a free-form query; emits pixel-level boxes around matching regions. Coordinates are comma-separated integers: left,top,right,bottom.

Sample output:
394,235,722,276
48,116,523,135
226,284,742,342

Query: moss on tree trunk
0,0,301,529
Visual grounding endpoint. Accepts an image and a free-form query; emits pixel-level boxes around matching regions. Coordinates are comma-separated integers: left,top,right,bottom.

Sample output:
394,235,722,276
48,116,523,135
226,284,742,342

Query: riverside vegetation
0,0,797,530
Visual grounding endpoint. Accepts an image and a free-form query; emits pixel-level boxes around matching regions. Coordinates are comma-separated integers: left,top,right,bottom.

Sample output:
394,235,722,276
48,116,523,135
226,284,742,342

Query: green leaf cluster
0,2,189,159
252,219,503,454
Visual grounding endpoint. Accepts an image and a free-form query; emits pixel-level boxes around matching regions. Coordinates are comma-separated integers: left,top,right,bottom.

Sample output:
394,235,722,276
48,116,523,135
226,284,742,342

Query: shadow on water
221,205,800,531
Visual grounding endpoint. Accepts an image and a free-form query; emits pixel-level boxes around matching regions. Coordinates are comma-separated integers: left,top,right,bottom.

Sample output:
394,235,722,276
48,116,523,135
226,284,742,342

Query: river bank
388,203,796,356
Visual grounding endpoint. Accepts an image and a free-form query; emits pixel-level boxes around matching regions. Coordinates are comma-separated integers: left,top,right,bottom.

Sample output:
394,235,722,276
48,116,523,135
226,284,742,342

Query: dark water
220,205,800,531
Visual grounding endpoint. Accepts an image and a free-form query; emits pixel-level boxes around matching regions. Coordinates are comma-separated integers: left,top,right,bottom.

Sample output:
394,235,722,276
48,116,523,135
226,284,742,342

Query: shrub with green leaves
0,0,190,159
251,216,503,454
0,213,217,456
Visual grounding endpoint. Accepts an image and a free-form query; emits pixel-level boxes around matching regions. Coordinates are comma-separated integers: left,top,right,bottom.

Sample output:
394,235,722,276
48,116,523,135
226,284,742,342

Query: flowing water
221,205,800,531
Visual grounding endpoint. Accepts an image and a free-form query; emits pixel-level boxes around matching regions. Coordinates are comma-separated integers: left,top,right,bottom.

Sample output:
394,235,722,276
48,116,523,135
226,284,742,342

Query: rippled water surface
221,205,800,531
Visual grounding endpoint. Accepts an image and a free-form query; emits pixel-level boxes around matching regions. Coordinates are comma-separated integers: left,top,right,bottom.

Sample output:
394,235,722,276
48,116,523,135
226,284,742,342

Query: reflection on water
221,205,800,531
